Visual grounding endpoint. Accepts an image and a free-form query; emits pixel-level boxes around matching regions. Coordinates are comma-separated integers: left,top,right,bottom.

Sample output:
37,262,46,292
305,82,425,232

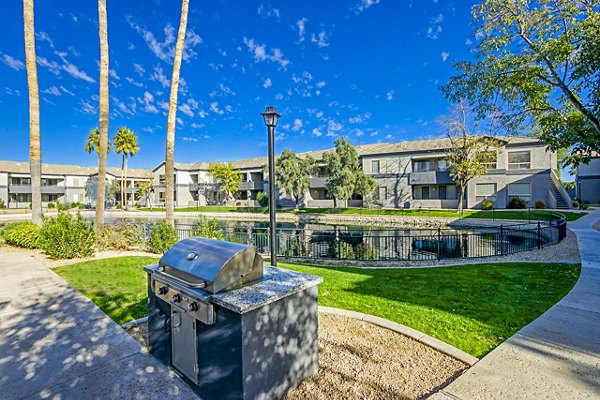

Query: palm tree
165,0,190,226
114,127,139,210
84,128,112,154
23,0,42,225
96,0,110,227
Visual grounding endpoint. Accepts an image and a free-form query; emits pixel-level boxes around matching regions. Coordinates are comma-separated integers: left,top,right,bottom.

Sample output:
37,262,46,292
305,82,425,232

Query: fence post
437,227,441,261
537,222,541,249
500,224,504,256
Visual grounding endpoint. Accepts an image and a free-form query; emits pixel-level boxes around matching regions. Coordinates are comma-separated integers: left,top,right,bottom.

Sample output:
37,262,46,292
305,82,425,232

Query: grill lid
158,237,264,293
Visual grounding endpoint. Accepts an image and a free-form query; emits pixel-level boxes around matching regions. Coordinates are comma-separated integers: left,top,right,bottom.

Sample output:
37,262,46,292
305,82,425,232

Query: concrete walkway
0,253,199,399
430,210,600,399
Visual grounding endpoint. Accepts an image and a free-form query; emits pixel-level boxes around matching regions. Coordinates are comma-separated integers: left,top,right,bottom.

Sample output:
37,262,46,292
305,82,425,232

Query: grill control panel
152,278,216,325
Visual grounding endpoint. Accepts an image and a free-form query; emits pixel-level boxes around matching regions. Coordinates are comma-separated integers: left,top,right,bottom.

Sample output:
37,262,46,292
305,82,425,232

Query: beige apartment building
0,136,572,210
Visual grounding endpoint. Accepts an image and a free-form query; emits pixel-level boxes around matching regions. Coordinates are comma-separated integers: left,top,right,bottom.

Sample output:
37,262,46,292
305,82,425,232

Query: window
379,186,388,200
508,151,531,169
10,177,31,185
372,160,380,175
439,186,447,200
437,159,450,172
508,183,531,202
413,160,431,172
481,152,497,170
476,183,497,202
42,194,60,202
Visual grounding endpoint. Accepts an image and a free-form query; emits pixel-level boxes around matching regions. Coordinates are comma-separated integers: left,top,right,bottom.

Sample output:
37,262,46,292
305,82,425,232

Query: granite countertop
209,266,323,314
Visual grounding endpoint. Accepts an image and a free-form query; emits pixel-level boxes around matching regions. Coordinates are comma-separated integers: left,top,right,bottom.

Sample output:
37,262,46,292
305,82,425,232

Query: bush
3,222,42,249
147,220,178,254
481,199,494,210
508,197,527,209
40,212,95,259
572,200,580,208
0,198,5,208
47,202,56,209
256,191,268,207
534,200,546,209
191,215,223,240
355,241,379,260
56,201,72,211
339,242,355,259
95,222,144,251
235,201,241,207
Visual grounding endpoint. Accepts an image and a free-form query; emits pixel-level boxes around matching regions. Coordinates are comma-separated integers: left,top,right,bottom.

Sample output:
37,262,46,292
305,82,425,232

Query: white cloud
354,0,380,14
327,120,343,136
210,101,224,114
42,86,61,96
126,76,144,88
109,69,120,80
60,86,75,96
312,128,323,137
311,31,329,48
79,99,96,114
441,51,450,62
355,129,364,137
178,103,194,117
198,109,208,118
182,136,199,142
114,97,137,116
35,31,55,48
386,89,394,100
133,63,145,75
275,93,284,100
191,122,205,129
219,83,236,96
63,63,95,82
138,91,158,113
427,14,444,40
385,134,393,139
151,65,170,87
0,53,25,71
297,18,307,42
5,87,21,97
348,112,372,124
242,37,290,69
292,119,303,131
263,78,272,89
465,38,473,46
316,81,326,88
257,3,280,19
37,57,61,75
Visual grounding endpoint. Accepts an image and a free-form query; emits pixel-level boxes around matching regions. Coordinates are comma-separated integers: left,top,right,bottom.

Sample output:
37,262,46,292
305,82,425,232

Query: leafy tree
354,172,378,207
84,128,111,154
442,0,600,167
275,149,319,208
442,103,501,212
323,137,361,208
85,176,119,207
23,0,42,225
136,179,155,210
113,127,140,210
96,0,110,228
191,215,223,240
165,0,190,226
207,162,242,204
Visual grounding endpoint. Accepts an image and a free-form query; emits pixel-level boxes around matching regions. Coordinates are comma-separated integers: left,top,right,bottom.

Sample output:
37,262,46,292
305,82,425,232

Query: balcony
240,180,265,190
9,185,66,194
408,171,454,185
309,177,328,188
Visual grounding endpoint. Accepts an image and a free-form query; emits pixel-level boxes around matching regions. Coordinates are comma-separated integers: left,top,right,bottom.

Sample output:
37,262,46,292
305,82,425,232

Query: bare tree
96,0,110,227
165,0,190,226
23,0,42,225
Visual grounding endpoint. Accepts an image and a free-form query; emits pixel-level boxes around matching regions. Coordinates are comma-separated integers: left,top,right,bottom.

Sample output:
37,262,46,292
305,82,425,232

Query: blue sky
0,0,477,170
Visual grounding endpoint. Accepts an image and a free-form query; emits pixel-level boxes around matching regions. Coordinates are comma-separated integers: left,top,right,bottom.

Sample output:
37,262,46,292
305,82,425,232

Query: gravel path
126,313,467,400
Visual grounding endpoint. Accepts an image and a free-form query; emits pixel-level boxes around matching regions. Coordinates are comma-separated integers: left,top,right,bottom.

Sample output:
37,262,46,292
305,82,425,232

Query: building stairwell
550,170,573,209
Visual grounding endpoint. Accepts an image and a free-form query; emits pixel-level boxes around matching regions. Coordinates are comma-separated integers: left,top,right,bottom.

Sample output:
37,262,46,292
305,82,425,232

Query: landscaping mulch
126,313,468,400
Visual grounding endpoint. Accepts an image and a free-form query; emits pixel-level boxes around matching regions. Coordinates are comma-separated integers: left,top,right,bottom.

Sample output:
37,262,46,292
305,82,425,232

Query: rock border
122,308,479,366
318,306,479,366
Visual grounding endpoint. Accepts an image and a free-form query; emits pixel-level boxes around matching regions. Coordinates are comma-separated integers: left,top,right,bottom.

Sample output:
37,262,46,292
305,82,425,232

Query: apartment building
0,136,571,210
0,160,151,208
576,156,600,204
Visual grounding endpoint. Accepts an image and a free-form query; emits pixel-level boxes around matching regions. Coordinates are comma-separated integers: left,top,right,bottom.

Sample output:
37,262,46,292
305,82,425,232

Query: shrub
47,202,56,209
508,197,527,209
355,241,379,260
283,238,309,257
3,222,42,249
256,191,268,207
191,215,223,240
534,200,546,209
0,198,5,208
481,199,494,210
147,220,178,254
40,212,95,259
339,242,355,259
572,200,580,208
235,201,241,207
56,201,72,211
95,222,144,251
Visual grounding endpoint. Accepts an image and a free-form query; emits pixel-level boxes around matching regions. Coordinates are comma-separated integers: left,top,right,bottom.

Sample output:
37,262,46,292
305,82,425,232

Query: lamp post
261,106,281,266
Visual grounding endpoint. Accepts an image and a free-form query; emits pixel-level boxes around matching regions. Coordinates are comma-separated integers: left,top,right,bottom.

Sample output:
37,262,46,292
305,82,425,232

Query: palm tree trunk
124,154,129,210
120,154,125,210
96,0,109,228
165,0,189,226
23,0,42,225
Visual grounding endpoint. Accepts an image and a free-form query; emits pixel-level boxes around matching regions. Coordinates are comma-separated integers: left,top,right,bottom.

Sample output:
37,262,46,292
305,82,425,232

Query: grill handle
155,267,208,289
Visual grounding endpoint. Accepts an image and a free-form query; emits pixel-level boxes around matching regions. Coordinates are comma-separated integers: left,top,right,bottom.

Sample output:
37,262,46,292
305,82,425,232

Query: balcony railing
240,181,266,190
9,185,66,194
308,177,328,188
408,171,454,185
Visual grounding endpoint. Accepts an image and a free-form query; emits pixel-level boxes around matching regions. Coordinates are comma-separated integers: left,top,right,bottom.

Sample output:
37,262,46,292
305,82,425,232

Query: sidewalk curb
121,316,148,329
319,306,479,366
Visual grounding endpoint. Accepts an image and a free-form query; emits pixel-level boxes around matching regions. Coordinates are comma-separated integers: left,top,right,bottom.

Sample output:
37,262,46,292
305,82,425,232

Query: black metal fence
173,213,567,263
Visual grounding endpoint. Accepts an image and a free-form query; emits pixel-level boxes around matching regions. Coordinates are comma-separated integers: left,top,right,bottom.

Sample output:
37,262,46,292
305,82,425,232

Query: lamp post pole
261,106,281,267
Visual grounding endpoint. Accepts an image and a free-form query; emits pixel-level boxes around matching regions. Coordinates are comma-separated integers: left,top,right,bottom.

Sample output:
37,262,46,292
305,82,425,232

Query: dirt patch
126,313,467,400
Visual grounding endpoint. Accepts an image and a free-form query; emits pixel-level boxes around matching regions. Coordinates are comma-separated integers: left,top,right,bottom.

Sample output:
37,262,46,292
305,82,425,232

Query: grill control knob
188,302,199,312
172,294,182,303
158,286,169,295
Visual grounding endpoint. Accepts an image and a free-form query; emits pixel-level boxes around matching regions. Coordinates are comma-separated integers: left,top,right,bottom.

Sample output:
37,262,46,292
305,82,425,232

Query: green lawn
137,206,586,221
54,256,579,358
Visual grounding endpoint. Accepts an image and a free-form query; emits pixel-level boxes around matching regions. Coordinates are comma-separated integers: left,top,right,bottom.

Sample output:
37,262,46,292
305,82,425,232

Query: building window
508,183,531,202
371,160,380,175
413,186,431,200
508,151,531,169
481,152,497,170
476,183,497,202
379,186,388,200
439,186,447,200
413,160,431,172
